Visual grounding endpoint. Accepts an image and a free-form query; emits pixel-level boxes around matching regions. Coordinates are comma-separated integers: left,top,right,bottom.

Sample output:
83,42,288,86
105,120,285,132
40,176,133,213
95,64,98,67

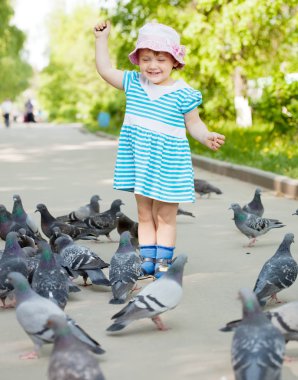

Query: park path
0,123,297,380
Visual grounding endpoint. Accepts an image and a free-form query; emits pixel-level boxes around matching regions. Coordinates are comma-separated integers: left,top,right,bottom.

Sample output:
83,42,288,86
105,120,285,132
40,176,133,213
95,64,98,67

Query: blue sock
155,245,174,279
140,245,156,275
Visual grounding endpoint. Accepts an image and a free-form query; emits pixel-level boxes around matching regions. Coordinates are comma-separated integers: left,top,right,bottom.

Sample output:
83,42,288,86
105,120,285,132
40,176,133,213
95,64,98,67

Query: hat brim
128,41,185,69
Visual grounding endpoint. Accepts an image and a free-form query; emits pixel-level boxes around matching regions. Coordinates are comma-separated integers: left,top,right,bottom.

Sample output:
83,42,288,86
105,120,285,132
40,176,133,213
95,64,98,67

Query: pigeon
106,254,187,332
46,315,106,380
177,207,195,218
116,212,138,248
31,241,69,309
292,209,298,216
242,188,264,217
35,203,82,239
109,231,142,304
253,233,296,306
0,204,14,240
84,199,124,240
229,203,285,246
55,235,110,286
11,195,44,240
7,272,105,359
0,231,28,307
56,194,101,222
221,300,298,343
231,288,285,380
194,179,222,197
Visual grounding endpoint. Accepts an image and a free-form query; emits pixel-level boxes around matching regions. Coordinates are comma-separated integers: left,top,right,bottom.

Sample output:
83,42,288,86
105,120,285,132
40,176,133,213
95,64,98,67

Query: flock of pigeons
0,181,297,379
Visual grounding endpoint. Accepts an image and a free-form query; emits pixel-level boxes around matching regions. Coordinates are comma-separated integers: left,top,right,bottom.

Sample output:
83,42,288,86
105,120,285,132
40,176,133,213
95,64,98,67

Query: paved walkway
0,123,297,380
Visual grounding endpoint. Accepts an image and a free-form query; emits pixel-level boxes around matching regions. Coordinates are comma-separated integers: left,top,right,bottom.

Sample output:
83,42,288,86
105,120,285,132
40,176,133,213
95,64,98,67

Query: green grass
84,119,298,179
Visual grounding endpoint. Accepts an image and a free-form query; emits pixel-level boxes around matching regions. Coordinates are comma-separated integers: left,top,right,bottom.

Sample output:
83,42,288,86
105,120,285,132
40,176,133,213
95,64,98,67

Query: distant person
24,99,36,123
94,21,225,278
1,99,13,127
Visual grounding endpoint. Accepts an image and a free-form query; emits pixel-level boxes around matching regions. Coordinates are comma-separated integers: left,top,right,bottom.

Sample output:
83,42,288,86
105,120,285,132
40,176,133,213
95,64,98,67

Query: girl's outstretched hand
94,20,111,38
205,132,225,151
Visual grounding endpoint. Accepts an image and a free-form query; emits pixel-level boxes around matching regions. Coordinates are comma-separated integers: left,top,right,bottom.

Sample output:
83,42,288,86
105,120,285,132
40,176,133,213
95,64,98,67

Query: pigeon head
284,233,294,245
5,231,20,249
91,195,101,202
13,194,21,202
7,272,30,293
111,199,125,209
55,235,72,251
45,315,69,336
255,188,262,196
165,254,188,285
51,226,62,237
0,205,9,220
35,203,47,213
238,288,263,318
229,203,242,212
17,228,26,237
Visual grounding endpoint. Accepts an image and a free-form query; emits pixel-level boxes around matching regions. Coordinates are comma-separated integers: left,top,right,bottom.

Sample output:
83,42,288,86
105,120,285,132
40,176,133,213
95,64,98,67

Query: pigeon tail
86,269,110,286
106,322,127,332
109,298,125,305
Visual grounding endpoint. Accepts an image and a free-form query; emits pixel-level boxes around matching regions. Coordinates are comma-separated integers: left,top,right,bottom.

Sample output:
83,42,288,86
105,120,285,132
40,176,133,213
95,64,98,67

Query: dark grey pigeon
107,254,187,332
31,241,69,309
221,300,298,343
0,204,14,240
194,179,222,197
0,231,28,307
11,195,44,241
292,209,298,216
56,194,101,223
116,212,138,248
229,203,285,247
253,233,296,306
35,203,81,239
242,188,264,217
47,315,105,380
84,199,125,240
55,235,110,286
177,207,195,218
109,231,142,304
7,272,105,359
231,288,285,380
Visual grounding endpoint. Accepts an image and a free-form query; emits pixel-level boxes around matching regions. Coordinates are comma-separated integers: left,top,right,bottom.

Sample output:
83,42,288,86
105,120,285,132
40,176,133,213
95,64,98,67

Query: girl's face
138,49,178,85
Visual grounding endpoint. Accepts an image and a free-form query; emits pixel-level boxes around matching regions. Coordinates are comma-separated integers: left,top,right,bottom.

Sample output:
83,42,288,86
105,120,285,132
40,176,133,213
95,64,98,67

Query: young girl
94,21,225,278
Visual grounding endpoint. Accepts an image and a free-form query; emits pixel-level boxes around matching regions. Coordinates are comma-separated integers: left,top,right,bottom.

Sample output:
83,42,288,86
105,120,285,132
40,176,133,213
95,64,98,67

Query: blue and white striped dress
113,71,202,203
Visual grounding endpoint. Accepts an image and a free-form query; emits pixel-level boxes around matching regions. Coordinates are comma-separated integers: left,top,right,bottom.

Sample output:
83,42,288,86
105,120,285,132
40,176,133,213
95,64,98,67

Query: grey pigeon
292,209,298,216
253,233,296,306
229,203,285,246
11,195,44,241
84,199,124,240
55,235,110,286
242,188,264,217
116,211,139,248
109,231,142,304
47,315,105,380
7,272,105,359
177,207,195,218
31,241,69,309
221,300,298,343
0,204,13,240
0,231,28,307
194,179,222,197
56,194,101,223
231,288,285,380
35,203,82,239
106,254,187,332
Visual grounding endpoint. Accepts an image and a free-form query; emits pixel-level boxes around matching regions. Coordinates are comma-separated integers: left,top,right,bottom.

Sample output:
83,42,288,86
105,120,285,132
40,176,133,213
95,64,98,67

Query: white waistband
123,114,186,139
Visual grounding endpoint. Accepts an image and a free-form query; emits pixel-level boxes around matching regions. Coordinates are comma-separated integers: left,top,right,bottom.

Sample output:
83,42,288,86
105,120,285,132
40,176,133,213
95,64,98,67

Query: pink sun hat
128,22,186,69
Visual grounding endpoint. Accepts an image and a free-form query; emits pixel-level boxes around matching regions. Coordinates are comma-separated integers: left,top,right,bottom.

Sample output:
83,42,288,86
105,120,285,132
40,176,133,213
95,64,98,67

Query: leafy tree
0,0,32,101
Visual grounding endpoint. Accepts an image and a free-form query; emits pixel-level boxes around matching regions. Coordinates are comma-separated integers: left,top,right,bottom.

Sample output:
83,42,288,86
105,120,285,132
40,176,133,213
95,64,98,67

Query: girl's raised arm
94,21,124,90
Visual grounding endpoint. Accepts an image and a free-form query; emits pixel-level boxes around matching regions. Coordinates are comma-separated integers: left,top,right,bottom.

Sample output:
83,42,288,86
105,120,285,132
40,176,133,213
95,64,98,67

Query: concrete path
0,123,297,380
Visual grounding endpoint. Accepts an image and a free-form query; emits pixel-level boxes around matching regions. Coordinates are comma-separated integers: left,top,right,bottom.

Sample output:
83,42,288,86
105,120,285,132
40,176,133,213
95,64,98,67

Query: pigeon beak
34,209,38,213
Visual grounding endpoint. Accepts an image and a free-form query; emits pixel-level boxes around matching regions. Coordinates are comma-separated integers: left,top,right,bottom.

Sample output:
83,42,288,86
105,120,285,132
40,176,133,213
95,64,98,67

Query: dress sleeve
180,89,203,114
122,71,138,94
